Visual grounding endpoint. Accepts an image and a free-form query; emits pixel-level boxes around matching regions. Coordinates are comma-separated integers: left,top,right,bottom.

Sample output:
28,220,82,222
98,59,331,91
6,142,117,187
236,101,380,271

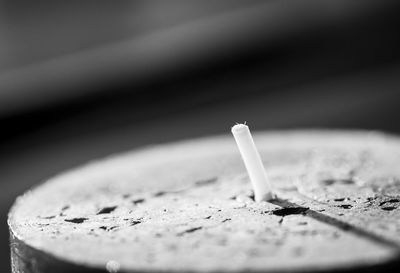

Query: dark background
1,0,400,271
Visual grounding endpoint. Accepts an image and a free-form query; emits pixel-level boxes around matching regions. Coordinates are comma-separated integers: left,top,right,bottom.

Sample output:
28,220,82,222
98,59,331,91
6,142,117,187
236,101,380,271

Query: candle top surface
8,130,400,273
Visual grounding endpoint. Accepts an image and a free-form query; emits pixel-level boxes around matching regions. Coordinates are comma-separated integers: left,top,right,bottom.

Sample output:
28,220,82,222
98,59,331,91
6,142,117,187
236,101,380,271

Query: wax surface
8,131,400,273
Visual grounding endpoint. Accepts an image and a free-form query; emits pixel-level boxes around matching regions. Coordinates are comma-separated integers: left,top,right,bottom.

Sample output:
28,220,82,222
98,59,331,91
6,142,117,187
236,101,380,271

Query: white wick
231,123,273,202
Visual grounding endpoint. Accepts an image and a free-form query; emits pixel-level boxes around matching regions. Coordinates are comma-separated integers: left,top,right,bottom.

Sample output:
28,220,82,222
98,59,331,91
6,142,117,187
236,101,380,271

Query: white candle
231,123,273,202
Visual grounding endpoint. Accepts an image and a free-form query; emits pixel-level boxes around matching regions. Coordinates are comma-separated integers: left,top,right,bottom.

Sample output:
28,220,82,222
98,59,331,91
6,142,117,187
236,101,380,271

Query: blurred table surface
1,0,400,271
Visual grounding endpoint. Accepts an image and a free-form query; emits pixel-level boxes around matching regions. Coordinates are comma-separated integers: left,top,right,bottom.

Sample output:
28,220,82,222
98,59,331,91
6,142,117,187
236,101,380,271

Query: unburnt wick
231,124,273,202
8,128,400,273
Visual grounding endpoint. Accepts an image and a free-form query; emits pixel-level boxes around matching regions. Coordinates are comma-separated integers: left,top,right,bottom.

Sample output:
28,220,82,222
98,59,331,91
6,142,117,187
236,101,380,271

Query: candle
231,123,272,202
8,130,400,273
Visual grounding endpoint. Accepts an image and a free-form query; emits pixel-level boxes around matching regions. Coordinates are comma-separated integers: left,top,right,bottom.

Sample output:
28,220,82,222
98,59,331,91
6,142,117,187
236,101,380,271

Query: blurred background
1,0,400,270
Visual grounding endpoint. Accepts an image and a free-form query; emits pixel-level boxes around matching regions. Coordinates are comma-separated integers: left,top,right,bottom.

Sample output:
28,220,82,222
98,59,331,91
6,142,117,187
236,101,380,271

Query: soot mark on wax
272,207,309,217
39,215,56,219
379,199,399,206
336,204,353,209
99,226,119,231
97,206,117,214
177,227,203,236
334,198,346,202
195,177,218,186
248,192,255,201
132,198,145,205
154,191,167,197
65,218,88,224
381,207,396,211
61,205,70,211
153,189,185,197
152,178,218,198
321,179,354,186
379,198,399,211
131,220,141,226
59,205,70,216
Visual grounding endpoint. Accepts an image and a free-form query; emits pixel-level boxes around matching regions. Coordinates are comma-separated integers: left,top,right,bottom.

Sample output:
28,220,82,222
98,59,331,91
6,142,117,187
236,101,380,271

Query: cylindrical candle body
8,131,400,273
